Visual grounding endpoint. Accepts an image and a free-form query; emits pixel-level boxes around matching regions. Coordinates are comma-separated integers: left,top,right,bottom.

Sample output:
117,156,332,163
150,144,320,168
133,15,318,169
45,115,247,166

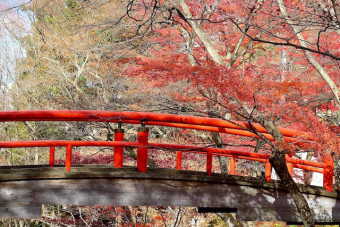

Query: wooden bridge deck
0,165,339,223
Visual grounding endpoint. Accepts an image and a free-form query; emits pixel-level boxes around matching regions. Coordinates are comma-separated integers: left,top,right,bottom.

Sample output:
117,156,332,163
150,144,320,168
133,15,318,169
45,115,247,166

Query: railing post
176,151,182,170
49,146,55,167
137,127,149,172
323,154,334,192
66,144,72,172
285,154,293,176
230,156,236,175
114,128,124,168
206,151,212,176
265,161,271,182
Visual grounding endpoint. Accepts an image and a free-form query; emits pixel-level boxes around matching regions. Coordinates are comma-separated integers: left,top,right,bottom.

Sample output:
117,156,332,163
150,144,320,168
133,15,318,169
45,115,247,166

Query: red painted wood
291,164,323,173
66,144,72,172
0,110,315,140
285,157,325,168
207,151,212,176
176,151,182,170
265,162,271,182
49,146,55,167
114,129,124,168
0,139,332,190
0,141,326,171
323,154,334,192
286,154,293,176
0,110,333,191
230,156,236,175
137,127,149,172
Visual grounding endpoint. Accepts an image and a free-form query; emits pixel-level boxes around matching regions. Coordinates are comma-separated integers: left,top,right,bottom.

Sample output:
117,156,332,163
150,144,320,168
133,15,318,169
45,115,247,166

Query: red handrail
0,110,315,140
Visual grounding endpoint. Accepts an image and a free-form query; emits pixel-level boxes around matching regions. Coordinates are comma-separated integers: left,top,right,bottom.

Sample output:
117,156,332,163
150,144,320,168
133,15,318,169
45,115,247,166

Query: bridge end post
114,128,124,168
137,127,149,172
49,146,55,167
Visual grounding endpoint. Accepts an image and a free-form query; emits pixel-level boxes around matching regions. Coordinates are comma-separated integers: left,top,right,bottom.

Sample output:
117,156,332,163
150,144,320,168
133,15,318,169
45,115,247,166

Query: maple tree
114,0,340,225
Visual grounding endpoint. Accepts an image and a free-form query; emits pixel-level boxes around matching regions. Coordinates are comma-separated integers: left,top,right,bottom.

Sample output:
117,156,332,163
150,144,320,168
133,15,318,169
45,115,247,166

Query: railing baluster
230,156,235,175
323,154,334,192
286,154,293,176
137,127,149,172
207,151,212,176
176,151,182,170
66,144,72,172
49,146,55,167
114,128,125,168
265,161,271,182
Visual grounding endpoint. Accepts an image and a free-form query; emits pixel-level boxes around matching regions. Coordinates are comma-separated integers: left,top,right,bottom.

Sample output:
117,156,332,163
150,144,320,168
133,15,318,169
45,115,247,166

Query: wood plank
0,166,338,222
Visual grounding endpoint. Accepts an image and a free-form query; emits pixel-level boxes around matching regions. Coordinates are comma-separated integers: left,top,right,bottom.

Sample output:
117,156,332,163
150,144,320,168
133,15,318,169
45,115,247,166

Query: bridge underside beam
0,166,339,222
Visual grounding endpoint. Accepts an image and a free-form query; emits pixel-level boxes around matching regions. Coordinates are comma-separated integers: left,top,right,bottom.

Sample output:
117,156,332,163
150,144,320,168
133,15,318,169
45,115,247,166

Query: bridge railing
0,140,334,191
0,110,334,192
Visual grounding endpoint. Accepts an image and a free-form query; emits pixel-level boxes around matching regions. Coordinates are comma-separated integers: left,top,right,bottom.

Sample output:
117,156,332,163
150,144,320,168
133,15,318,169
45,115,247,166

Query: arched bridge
0,110,338,223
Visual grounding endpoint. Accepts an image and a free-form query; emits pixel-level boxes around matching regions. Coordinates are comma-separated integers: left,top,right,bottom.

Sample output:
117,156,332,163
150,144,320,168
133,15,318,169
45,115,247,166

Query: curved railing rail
0,110,315,141
0,110,334,192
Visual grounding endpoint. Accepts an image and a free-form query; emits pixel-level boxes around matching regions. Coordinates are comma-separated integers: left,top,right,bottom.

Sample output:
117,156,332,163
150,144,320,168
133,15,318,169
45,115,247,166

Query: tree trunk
269,150,315,226
211,131,229,174
252,139,265,178
303,153,313,185
210,131,245,226
128,206,137,227
260,118,315,226
169,0,226,65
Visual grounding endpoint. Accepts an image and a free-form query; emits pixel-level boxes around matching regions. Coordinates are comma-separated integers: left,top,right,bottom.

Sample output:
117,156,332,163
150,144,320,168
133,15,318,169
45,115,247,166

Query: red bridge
0,110,334,189
0,110,338,223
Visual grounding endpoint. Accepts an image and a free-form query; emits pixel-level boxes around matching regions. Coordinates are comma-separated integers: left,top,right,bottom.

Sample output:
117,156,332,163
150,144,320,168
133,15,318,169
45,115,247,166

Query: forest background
0,0,339,226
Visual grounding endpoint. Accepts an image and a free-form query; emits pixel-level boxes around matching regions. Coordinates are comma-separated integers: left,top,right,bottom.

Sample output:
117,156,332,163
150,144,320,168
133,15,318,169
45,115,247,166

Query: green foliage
10,149,24,164
31,220,47,227
36,123,64,139
19,71,30,80
65,0,78,9
5,122,30,140
96,29,120,43
0,219,46,226
48,85,60,96
209,218,227,227
42,14,54,24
